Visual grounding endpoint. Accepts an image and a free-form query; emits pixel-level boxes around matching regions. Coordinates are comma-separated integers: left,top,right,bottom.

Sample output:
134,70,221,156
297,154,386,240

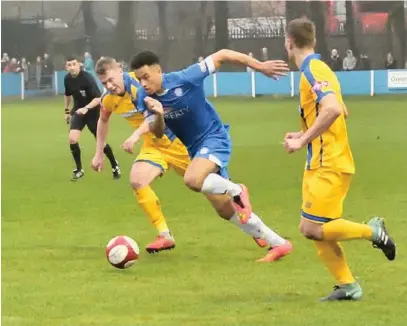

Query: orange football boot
145,235,176,254
256,241,293,262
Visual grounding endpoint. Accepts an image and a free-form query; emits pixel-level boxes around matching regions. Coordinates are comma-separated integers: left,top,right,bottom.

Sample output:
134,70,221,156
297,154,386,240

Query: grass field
2,95,407,326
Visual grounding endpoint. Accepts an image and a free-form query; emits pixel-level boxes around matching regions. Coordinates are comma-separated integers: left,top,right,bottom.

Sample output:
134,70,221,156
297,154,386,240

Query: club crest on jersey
312,81,329,92
80,90,86,97
199,147,209,155
174,88,183,97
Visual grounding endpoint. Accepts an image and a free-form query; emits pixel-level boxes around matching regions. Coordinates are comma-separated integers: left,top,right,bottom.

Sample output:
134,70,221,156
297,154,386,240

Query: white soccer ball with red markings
105,235,140,269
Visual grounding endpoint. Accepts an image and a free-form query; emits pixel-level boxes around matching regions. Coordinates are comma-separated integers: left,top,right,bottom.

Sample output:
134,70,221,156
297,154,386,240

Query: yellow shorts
301,168,352,223
135,138,190,176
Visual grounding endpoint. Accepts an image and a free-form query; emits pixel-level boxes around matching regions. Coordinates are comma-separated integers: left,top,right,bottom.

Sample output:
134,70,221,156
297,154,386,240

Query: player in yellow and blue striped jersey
92,64,190,253
283,18,396,301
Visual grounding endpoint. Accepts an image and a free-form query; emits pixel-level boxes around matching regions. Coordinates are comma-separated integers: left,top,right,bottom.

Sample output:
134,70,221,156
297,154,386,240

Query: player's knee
130,176,146,191
69,133,80,144
69,137,78,145
184,174,203,192
300,223,322,240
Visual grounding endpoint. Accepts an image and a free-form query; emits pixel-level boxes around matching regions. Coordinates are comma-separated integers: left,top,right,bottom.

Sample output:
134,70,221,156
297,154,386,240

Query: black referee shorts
70,109,100,136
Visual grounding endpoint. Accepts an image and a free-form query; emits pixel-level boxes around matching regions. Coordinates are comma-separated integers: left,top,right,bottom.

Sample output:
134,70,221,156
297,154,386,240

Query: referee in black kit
64,56,121,181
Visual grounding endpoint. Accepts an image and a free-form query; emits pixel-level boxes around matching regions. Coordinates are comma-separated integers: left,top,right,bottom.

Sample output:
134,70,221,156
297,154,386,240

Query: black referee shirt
64,71,102,112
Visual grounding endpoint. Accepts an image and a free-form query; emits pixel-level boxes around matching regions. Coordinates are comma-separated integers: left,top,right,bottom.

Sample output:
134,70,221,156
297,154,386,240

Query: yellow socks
314,240,355,284
134,186,169,234
322,219,373,241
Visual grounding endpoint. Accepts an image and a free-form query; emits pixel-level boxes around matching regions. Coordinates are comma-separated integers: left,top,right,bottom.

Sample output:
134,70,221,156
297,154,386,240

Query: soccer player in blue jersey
125,49,292,262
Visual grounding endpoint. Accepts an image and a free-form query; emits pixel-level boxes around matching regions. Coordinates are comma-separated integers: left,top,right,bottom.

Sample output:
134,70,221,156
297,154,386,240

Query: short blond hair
95,57,119,75
286,18,316,49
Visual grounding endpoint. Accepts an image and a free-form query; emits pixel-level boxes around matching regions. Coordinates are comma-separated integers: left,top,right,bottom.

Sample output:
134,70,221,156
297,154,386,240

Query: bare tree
285,0,309,22
81,1,98,57
116,2,135,62
214,1,229,51
345,1,359,57
309,0,329,60
156,1,169,70
389,1,406,68
194,1,210,60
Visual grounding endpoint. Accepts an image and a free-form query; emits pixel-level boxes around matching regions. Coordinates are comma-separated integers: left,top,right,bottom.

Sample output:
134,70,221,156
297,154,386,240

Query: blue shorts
191,130,231,179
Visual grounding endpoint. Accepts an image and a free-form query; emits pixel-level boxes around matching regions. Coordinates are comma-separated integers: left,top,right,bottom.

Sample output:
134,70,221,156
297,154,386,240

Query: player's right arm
92,94,112,172
133,87,166,139
64,76,72,123
143,97,165,138
91,107,111,172
121,120,150,154
95,107,112,155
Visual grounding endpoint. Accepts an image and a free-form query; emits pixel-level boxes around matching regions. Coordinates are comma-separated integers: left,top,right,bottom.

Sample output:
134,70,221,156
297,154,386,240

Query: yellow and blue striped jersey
299,53,355,174
101,72,176,147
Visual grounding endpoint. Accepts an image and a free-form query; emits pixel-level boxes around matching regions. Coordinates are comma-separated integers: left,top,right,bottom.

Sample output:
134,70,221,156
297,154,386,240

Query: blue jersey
136,57,229,154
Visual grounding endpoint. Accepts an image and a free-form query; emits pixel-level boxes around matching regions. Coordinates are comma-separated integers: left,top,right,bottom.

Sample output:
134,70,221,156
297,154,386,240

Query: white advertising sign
388,70,407,89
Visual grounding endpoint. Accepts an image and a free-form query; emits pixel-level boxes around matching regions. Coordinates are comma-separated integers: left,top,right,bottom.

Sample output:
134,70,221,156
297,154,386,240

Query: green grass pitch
2,95,407,326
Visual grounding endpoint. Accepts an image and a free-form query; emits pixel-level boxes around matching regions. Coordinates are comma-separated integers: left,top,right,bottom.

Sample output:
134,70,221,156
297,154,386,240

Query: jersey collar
301,53,321,71
156,74,169,97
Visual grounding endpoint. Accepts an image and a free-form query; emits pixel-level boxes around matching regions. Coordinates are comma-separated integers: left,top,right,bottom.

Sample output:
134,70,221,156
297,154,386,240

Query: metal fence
1,1,406,85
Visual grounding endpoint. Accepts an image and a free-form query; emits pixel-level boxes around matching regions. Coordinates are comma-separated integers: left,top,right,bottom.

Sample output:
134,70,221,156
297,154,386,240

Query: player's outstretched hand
260,60,290,80
144,97,164,115
91,154,104,172
76,107,89,115
121,135,140,155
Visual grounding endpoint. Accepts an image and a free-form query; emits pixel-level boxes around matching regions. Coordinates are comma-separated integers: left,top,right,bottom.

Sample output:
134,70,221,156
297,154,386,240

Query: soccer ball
105,235,140,269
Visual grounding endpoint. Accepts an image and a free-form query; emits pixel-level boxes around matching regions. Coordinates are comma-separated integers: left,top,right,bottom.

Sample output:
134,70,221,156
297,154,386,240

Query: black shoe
368,217,396,261
71,169,84,181
112,165,121,180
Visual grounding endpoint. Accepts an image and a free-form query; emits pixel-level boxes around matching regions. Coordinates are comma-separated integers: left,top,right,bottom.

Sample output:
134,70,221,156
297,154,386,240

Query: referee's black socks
70,143,82,170
104,144,118,168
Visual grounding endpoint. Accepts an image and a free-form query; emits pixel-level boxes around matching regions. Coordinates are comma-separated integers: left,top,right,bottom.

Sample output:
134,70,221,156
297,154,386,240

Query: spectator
329,49,341,71
42,53,54,87
84,52,94,72
357,53,371,71
4,58,21,73
36,56,42,88
261,47,268,61
21,58,29,87
342,50,357,71
247,53,254,72
2,53,9,72
120,59,128,72
385,52,397,69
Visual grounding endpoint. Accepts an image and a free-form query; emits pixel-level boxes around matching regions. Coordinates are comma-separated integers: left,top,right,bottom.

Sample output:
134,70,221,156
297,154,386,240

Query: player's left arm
342,101,349,119
211,49,289,79
181,50,288,86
